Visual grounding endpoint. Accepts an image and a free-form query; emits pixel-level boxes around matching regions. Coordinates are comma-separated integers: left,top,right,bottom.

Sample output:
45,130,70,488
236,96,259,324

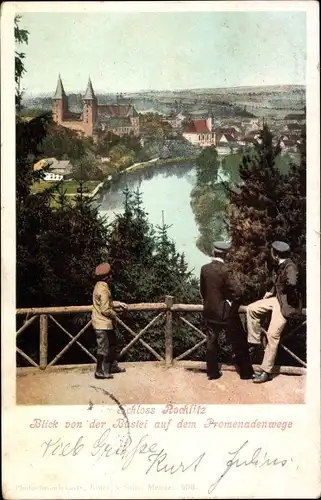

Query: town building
161,112,187,133
217,127,242,140
279,138,300,154
284,122,304,134
215,132,238,154
34,157,73,181
182,117,216,148
52,75,140,138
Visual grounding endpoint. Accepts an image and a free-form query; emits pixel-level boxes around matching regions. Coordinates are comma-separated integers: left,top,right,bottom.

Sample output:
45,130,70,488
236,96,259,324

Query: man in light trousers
247,241,301,384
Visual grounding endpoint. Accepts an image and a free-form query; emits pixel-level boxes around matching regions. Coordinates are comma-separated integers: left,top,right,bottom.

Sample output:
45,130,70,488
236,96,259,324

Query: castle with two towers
52,75,140,138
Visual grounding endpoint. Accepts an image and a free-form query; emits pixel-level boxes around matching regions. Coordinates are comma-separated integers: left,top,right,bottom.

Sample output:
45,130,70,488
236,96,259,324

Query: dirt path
16,361,305,405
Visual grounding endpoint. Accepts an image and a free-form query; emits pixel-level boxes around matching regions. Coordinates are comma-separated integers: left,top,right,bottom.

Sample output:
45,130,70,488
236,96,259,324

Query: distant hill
22,84,305,119
178,84,305,94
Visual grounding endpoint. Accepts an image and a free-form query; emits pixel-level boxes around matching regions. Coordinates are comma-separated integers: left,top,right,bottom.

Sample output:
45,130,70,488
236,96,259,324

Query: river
98,161,228,277
97,151,292,277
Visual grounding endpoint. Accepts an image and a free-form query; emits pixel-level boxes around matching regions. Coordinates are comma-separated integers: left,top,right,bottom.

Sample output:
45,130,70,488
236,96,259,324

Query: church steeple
83,77,96,100
52,74,68,124
53,74,66,99
82,77,97,137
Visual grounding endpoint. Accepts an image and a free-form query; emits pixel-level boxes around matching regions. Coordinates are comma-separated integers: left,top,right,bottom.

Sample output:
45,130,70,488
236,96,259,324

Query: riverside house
182,117,216,148
34,157,73,181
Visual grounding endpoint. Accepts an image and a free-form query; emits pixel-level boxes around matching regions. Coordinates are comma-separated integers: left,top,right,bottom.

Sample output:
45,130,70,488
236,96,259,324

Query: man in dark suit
247,241,302,384
200,241,254,380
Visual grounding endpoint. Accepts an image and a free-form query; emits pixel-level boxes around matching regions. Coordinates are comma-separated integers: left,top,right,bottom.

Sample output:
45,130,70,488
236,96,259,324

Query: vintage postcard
1,0,320,498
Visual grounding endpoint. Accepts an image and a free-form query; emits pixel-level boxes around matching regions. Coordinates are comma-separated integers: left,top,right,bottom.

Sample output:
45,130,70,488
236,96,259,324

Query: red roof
185,120,210,134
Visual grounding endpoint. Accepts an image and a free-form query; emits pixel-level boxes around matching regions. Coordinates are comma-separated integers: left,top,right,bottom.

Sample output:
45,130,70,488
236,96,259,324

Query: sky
18,11,307,95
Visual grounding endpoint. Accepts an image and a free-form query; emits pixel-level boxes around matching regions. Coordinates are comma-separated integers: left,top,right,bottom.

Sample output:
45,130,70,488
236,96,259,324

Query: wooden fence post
165,296,174,366
39,314,48,370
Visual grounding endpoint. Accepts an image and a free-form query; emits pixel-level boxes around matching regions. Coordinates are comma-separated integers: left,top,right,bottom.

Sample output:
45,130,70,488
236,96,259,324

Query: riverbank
31,155,199,202
31,180,101,196
93,155,199,202
31,180,102,207
123,154,199,174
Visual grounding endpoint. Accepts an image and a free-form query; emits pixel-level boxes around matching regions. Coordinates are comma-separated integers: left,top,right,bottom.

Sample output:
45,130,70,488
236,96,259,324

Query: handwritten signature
208,440,290,493
41,428,205,476
40,434,292,488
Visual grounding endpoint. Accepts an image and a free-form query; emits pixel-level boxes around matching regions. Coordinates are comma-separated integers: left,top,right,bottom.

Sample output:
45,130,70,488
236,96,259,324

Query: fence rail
16,296,307,371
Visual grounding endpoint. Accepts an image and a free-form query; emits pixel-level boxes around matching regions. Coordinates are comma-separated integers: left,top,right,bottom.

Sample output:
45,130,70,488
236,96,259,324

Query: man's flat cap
95,262,111,277
272,241,290,253
213,241,231,252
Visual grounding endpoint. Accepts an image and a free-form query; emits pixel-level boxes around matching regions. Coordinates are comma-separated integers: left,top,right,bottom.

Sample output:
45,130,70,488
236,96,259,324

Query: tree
226,124,284,302
15,18,110,366
275,152,292,175
106,187,157,303
41,123,89,161
138,136,163,161
16,112,51,203
221,152,242,185
195,146,220,186
153,212,199,302
274,132,307,365
139,112,172,140
72,151,104,181
191,188,228,256
14,16,241,367
158,136,199,160
190,146,227,255
277,131,306,304
20,107,45,118
15,16,50,203
109,144,130,163
120,134,143,156
94,130,122,156
105,188,203,362
226,125,306,366
15,15,29,114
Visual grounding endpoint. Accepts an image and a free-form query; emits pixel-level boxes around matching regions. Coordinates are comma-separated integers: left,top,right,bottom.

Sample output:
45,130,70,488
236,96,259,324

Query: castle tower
52,74,68,125
82,77,98,137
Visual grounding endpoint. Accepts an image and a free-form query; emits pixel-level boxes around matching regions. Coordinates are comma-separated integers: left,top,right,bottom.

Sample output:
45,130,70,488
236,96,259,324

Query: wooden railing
16,296,307,371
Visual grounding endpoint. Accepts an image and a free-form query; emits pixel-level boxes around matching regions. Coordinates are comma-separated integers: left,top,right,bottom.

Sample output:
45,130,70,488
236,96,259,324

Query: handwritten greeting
26,404,296,493
40,428,206,475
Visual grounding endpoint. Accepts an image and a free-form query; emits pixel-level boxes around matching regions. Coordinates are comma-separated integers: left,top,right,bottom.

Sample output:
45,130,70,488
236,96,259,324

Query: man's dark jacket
200,260,243,321
270,258,302,318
